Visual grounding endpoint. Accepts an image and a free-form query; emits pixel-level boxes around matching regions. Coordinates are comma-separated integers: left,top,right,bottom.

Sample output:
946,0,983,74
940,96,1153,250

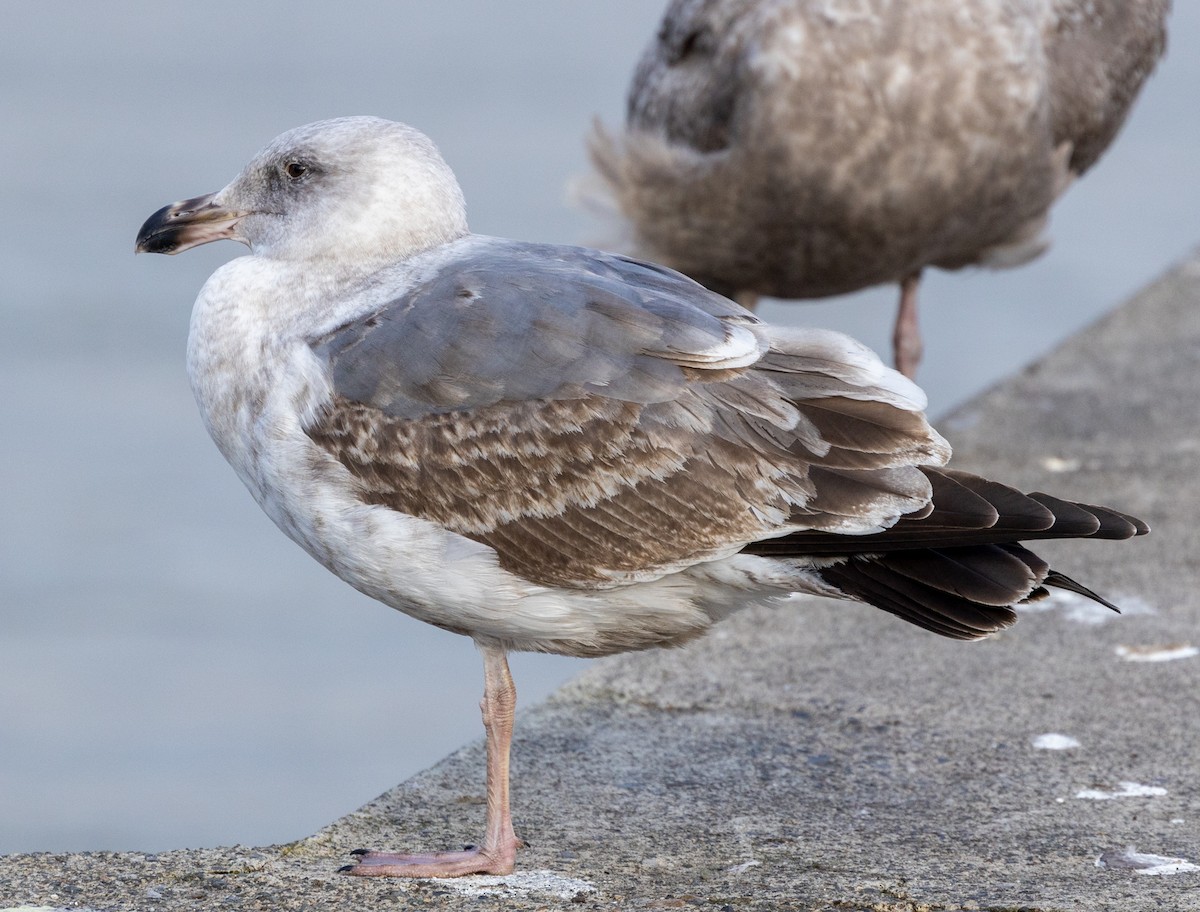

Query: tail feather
742,468,1148,639
880,545,1040,606
817,550,1020,640
1042,569,1123,613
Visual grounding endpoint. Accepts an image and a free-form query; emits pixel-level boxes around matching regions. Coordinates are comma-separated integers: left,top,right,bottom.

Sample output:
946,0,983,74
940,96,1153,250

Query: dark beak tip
134,232,181,256
136,196,224,256
135,203,175,254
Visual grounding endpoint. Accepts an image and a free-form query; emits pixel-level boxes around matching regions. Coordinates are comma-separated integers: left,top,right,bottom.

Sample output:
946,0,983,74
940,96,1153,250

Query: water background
1,2,1197,854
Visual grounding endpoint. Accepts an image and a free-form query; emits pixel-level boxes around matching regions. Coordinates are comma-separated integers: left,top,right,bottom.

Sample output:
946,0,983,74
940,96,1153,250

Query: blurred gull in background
588,0,1169,376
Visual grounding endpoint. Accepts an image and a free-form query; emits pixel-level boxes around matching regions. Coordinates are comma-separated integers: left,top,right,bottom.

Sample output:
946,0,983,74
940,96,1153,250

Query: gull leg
341,643,521,878
893,271,924,379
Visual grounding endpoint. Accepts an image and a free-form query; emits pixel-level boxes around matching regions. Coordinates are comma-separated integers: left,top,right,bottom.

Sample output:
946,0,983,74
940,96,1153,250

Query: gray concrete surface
4,253,1199,911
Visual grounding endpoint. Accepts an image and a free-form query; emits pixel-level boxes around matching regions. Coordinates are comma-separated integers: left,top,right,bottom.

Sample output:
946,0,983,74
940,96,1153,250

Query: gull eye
283,160,309,181
668,28,707,64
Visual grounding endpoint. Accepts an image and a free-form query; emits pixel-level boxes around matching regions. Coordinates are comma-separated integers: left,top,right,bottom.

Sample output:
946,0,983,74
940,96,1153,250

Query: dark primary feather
745,469,1147,554
743,468,1149,639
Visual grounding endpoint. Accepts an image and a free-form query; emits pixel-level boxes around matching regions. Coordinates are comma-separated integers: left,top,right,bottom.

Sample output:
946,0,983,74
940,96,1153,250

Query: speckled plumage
137,117,1148,877
588,0,1168,370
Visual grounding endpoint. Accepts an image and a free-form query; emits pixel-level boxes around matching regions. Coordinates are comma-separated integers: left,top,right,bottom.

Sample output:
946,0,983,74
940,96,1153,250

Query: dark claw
349,848,371,856
337,865,356,873
462,843,478,851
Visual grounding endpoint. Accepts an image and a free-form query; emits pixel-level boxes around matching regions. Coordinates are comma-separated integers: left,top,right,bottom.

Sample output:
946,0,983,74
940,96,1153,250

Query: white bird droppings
1115,643,1199,663
1033,732,1080,750
1076,781,1167,800
439,870,596,900
727,860,762,874
1097,847,1199,875
1040,455,1082,473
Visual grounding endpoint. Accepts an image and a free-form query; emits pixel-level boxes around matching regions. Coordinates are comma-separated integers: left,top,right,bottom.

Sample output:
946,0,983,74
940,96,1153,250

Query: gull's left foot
338,647,522,879
339,841,518,878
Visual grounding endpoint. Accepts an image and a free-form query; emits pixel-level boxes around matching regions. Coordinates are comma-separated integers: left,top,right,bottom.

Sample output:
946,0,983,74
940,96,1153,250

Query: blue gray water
1,2,1196,854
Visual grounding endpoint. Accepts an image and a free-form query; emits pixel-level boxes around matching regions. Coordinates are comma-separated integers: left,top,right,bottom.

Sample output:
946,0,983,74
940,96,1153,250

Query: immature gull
136,116,1148,878
588,0,1169,376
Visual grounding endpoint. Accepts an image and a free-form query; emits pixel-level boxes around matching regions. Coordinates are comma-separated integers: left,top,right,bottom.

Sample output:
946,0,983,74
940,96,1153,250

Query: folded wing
305,238,950,589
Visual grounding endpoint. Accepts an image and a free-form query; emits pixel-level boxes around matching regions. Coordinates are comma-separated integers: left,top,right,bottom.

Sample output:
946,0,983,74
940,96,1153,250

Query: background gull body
588,0,1169,376
0,1,1196,858
135,115,1145,876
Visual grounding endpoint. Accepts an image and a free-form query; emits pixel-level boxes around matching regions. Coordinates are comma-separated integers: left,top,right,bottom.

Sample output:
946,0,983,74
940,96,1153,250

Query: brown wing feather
307,381,947,589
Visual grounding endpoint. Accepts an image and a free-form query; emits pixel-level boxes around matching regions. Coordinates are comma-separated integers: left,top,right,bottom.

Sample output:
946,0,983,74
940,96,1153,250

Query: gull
136,116,1147,878
587,0,1169,377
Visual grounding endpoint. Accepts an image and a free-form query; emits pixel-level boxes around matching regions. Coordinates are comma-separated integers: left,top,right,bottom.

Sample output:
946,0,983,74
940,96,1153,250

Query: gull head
627,0,751,150
136,116,469,268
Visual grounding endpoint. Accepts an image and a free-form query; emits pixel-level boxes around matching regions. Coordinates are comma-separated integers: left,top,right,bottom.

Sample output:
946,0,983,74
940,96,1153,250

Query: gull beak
135,192,249,255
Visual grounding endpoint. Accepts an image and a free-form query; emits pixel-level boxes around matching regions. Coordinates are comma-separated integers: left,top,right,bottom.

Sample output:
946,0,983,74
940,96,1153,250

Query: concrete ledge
5,253,1200,911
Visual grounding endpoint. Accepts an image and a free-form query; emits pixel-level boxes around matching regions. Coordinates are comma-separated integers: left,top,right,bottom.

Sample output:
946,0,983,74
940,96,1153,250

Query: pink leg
341,644,521,878
893,271,923,379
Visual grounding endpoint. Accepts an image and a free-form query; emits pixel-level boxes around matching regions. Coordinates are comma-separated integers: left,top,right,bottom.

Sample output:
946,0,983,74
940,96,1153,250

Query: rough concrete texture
4,253,1199,911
